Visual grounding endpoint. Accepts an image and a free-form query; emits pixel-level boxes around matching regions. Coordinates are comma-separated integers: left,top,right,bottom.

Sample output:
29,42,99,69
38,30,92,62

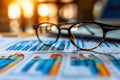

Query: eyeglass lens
70,23,103,49
37,23,59,45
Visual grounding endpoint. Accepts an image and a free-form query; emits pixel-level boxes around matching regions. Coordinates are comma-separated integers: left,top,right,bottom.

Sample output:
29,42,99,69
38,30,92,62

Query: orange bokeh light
8,3,21,19
38,4,49,17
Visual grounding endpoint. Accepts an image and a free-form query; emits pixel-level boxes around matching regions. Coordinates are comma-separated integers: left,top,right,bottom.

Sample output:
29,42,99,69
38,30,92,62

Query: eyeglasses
33,21,120,51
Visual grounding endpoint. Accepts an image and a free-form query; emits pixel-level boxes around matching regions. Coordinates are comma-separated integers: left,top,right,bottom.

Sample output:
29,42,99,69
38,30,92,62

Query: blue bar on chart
107,55,120,71
20,54,62,76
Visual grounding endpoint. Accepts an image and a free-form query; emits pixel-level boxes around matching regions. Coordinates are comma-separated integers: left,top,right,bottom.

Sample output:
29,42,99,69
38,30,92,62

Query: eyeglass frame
33,21,120,51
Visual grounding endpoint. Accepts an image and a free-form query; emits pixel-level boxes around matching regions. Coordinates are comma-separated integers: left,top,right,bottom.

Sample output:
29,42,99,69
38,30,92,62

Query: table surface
0,32,36,38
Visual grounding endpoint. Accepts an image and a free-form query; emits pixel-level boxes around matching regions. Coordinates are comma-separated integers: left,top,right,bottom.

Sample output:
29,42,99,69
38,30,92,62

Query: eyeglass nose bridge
60,27,69,30
59,27,69,34
60,27,77,50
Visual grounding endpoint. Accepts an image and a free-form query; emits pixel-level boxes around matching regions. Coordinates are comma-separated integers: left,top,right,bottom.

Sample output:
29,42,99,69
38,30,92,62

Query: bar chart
0,53,24,74
63,53,110,78
4,37,120,53
13,53,63,78
0,37,20,48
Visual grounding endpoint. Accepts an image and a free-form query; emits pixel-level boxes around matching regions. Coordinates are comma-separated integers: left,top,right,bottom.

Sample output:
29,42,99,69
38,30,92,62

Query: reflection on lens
37,23,59,45
51,25,57,31
70,23,103,50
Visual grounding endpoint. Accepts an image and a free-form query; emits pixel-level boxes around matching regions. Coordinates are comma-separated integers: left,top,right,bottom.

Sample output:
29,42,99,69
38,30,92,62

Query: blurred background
0,0,103,33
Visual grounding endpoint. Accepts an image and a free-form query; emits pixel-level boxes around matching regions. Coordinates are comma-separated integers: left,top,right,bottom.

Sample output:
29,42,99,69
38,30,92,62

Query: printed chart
3,37,120,53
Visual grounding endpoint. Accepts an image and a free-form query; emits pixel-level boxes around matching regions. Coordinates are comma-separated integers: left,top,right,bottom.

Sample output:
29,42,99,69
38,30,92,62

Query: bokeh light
8,3,21,19
38,4,49,17
59,3,77,19
48,4,58,17
9,20,21,32
22,2,34,18
60,0,73,3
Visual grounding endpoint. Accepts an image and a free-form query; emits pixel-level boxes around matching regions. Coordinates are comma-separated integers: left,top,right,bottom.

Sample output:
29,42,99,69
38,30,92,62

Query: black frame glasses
33,21,120,51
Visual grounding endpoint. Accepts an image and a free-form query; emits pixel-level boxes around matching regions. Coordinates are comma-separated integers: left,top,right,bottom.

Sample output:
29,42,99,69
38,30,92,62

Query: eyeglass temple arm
103,25,120,31
95,22,120,31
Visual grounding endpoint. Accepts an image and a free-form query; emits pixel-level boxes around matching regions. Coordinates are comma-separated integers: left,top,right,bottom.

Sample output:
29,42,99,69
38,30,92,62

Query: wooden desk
0,32,36,38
